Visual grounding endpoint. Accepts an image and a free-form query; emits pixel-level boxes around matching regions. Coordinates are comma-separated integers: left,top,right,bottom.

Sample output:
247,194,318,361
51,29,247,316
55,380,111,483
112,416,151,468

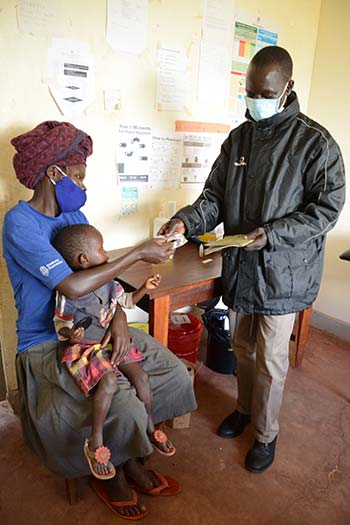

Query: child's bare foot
84,437,116,479
149,429,176,456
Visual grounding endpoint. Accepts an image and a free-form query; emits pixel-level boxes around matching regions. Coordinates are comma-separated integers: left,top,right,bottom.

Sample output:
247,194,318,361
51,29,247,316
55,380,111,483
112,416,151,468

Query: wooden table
109,242,222,346
108,242,311,368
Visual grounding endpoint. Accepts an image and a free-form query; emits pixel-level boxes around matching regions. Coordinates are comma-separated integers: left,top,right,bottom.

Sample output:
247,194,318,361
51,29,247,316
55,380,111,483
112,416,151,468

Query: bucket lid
168,313,203,335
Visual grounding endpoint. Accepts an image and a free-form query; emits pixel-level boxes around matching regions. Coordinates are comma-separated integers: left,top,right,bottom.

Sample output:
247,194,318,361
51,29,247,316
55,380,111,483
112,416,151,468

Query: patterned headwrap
11,121,93,189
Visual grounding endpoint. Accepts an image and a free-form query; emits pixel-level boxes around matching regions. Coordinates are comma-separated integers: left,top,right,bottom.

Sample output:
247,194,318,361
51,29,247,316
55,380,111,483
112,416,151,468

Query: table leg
149,295,170,347
291,306,313,368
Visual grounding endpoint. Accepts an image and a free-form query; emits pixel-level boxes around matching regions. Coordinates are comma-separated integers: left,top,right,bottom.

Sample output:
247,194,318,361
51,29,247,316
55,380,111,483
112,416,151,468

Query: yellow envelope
204,234,254,248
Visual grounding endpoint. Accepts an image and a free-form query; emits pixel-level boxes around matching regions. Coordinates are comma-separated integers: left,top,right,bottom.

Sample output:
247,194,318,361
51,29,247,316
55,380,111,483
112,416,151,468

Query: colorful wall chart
230,21,278,121
233,22,257,62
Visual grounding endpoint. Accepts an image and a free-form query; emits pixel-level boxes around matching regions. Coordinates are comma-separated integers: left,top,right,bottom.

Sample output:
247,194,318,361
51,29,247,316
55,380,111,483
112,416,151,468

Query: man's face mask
50,165,87,213
245,82,289,122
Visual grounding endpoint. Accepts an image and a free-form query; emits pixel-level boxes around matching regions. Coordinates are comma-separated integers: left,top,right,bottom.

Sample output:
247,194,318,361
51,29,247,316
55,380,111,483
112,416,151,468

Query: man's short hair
251,46,293,81
52,223,95,268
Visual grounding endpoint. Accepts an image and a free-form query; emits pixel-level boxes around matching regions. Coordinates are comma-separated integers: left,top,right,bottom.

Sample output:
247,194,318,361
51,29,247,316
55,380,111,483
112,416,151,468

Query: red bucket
168,313,203,363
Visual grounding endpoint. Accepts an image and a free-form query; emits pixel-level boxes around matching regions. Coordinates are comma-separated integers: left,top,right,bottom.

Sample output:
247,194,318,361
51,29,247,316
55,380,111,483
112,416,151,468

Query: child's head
52,224,108,270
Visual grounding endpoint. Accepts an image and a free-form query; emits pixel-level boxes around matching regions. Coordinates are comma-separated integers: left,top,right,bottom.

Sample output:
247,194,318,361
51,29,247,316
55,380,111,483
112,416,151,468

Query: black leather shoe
245,437,277,473
217,410,251,438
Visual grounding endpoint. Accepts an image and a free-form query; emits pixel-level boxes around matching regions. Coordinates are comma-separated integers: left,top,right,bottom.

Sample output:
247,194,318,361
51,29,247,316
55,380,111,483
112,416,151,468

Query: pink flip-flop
91,478,147,520
129,469,181,497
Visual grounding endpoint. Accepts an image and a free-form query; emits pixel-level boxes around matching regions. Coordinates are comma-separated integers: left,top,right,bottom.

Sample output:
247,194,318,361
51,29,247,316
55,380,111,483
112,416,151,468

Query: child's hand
69,327,84,344
144,273,161,290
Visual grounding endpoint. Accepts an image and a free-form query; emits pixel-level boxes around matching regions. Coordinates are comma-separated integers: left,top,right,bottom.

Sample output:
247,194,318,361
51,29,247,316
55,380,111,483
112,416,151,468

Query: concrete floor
0,326,350,525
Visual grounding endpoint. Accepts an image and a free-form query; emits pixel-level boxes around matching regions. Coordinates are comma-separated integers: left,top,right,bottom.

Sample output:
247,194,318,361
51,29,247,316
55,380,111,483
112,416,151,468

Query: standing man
159,46,345,473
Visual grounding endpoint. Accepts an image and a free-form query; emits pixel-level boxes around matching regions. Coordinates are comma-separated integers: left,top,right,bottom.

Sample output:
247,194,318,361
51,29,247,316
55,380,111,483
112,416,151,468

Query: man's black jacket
175,92,345,314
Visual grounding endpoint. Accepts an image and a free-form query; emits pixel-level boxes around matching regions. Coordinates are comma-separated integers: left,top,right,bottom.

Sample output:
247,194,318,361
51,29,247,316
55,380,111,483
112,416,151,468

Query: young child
52,224,175,481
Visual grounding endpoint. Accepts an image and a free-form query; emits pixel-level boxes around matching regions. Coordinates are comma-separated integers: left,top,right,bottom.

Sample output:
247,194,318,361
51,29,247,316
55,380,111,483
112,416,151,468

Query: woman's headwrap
11,121,93,189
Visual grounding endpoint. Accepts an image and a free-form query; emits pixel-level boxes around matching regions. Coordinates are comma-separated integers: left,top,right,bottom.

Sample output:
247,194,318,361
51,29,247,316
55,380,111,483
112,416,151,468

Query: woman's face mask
245,82,289,122
51,165,87,213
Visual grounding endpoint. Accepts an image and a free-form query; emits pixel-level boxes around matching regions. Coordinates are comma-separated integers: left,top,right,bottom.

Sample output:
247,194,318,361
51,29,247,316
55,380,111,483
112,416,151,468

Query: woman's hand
157,218,186,237
136,238,175,264
101,305,130,365
244,227,267,251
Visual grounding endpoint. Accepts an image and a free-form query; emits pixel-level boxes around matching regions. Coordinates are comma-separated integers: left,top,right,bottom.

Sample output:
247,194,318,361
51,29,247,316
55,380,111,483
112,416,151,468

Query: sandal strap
111,489,138,507
145,470,169,494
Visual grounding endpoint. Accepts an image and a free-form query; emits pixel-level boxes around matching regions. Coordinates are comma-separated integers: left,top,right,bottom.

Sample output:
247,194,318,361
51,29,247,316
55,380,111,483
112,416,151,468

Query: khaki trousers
229,310,295,443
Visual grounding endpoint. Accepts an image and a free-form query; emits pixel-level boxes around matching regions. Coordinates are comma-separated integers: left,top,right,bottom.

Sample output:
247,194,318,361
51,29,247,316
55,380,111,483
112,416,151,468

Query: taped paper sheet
116,123,151,184
202,0,235,46
197,41,230,106
16,0,62,36
156,47,188,111
107,0,148,54
48,39,95,117
149,134,182,189
175,120,230,186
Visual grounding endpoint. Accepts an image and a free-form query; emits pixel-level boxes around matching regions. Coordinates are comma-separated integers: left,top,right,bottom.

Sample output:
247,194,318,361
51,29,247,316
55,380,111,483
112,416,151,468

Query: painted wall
0,0,322,393
308,0,350,325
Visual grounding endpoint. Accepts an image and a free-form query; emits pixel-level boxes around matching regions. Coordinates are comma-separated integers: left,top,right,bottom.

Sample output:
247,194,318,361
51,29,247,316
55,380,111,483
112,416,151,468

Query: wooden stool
65,478,80,504
290,306,313,368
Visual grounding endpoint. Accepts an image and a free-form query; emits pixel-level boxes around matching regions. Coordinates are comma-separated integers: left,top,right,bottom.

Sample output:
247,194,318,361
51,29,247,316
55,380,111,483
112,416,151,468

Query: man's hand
157,218,186,237
101,305,130,365
244,227,267,251
136,238,175,264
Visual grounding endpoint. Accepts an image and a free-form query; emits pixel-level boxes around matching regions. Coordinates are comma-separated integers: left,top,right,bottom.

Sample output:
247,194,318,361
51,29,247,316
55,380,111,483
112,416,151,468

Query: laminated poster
230,22,278,121
121,187,138,215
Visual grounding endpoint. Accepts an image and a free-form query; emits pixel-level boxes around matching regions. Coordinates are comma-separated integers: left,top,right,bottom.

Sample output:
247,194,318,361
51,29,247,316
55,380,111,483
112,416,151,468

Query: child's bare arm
131,273,161,305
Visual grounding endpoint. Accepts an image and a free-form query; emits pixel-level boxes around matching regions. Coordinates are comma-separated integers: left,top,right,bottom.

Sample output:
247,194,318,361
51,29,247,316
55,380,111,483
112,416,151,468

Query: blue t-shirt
2,200,88,352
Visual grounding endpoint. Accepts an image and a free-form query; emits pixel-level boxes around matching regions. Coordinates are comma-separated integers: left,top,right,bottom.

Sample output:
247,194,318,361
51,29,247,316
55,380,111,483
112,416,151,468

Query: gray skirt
16,327,197,478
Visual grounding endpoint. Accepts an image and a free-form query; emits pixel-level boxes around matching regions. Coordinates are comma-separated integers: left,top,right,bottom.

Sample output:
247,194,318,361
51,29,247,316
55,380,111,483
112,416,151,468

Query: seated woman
2,121,197,520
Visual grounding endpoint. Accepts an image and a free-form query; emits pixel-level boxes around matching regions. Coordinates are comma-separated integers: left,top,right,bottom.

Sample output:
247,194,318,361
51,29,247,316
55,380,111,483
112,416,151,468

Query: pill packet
156,233,187,250
167,232,188,249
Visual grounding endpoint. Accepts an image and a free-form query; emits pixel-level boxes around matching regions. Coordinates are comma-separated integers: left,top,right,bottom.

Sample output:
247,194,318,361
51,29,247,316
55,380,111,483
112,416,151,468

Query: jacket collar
245,91,300,129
